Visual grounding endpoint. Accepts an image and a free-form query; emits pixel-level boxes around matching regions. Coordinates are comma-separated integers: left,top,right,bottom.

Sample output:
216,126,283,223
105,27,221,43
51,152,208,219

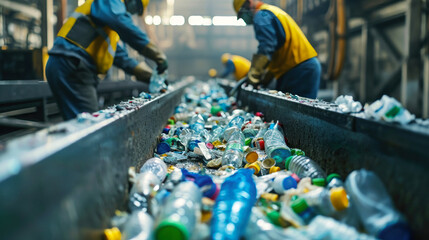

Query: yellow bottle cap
104,227,121,240
261,193,279,201
246,162,261,174
269,166,280,174
246,151,259,163
330,187,349,211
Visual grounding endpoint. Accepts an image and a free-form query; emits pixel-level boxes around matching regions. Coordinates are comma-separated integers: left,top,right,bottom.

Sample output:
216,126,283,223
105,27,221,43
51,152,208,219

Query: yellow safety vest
259,4,317,79
231,55,251,80
57,0,119,74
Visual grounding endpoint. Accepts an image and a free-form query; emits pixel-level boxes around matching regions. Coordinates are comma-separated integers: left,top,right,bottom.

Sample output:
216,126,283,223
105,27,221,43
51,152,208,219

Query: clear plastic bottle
285,155,326,180
128,171,161,213
149,70,168,93
209,126,224,144
121,211,154,240
252,124,268,150
189,114,205,134
140,157,168,182
155,181,202,240
221,131,245,168
299,186,349,217
223,115,244,142
264,125,291,168
179,128,193,149
305,216,376,240
345,170,411,240
272,173,298,194
211,169,257,240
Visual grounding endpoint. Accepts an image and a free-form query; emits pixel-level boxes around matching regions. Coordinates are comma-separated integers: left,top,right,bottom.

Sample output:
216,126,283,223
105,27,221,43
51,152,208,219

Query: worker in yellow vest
46,0,167,120
220,53,251,81
233,0,321,98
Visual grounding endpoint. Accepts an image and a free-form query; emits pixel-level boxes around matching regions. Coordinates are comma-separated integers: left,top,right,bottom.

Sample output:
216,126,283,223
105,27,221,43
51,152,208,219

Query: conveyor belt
230,82,429,239
0,78,193,240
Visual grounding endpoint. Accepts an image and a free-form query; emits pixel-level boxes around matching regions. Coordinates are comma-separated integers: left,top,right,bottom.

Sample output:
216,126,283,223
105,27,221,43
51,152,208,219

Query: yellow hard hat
233,0,247,14
208,68,218,78
221,53,231,64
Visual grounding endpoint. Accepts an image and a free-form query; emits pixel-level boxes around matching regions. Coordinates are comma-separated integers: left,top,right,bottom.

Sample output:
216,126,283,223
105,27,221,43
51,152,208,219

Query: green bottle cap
155,219,189,240
291,198,309,214
210,105,222,115
284,156,294,170
291,195,299,201
168,119,175,125
312,178,326,187
245,138,252,146
291,148,305,156
266,210,281,226
327,173,342,183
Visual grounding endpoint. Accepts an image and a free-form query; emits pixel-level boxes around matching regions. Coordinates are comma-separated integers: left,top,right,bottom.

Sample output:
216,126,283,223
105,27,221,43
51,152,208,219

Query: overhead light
169,15,185,26
78,0,85,6
145,15,153,25
212,16,246,26
153,15,161,25
188,16,203,26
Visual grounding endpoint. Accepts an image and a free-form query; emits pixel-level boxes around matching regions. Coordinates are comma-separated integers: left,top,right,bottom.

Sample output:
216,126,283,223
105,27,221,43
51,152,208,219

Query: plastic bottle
272,173,298,194
179,128,193,149
285,155,326,181
189,114,205,134
264,123,291,168
149,70,168,93
129,171,161,213
209,126,224,144
345,170,410,240
290,197,317,224
211,169,257,240
299,186,349,217
223,115,244,142
121,211,154,240
155,181,202,240
251,124,268,150
140,157,168,182
221,131,245,168
305,216,376,240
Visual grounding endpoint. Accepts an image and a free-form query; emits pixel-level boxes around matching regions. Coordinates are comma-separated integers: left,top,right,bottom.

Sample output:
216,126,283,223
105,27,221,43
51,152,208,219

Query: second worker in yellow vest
220,53,251,81
233,0,321,99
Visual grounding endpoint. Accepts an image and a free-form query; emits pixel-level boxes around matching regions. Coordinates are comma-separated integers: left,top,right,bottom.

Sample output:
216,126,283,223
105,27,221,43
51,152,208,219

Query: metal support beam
424,0,429,118
359,21,374,102
40,0,54,49
401,0,422,109
371,27,402,61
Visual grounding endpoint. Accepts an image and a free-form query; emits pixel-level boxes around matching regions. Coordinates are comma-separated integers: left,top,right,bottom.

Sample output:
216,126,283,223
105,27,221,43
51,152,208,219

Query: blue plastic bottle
211,169,257,240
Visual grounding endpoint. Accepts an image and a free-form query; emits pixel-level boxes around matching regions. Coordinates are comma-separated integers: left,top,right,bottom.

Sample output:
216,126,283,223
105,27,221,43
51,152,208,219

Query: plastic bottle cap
284,156,294,170
273,155,283,164
291,198,309,214
282,176,298,190
157,142,171,154
262,158,275,169
168,119,175,125
266,210,281,226
246,151,259,163
103,227,121,240
245,138,252,146
155,219,189,240
327,173,342,183
269,166,281,174
258,140,265,150
260,193,279,201
211,105,222,115
312,178,326,187
247,162,260,174
330,187,349,211
290,173,300,183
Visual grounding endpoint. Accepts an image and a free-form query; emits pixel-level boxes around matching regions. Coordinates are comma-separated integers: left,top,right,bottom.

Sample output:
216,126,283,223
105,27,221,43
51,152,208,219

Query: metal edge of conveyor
230,84,429,239
0,78,194,240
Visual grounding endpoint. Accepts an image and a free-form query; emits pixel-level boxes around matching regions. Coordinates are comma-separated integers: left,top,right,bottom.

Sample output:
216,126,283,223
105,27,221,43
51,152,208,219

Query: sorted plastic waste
106,80,411,240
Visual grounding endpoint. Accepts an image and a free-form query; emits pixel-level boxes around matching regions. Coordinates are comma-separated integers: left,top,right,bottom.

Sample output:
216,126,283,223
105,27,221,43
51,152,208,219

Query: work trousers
46,55,99,120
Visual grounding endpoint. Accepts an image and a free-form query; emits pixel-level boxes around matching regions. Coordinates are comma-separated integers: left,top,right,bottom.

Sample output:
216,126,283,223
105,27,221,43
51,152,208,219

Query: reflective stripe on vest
259,4,317,79
231,55,251,80
57,0,119,74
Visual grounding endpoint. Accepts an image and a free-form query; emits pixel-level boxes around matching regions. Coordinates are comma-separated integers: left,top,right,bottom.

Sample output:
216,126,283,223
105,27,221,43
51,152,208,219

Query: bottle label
226,143,243,152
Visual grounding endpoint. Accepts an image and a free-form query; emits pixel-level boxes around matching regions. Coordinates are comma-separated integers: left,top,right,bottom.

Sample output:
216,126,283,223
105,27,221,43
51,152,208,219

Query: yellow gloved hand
133,61,152,83
140,42,168,74
247,54,270,86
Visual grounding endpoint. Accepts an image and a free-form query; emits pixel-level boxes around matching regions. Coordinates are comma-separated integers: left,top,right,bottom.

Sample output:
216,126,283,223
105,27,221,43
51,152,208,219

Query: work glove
133,61,152,83
140,42,168,74
247,54,270,86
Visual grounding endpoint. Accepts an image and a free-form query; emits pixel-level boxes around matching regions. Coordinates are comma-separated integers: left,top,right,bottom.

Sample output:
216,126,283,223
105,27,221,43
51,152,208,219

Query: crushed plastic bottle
345,169,411,240
121,211,154,240
264,122,291,168
149,70,168,93
298,186,349,217
221,131,245,168
223,115,244,142
364,95,415,125
211,169,257,240
140,157,168,182
128,172,160,213
285,155,326,180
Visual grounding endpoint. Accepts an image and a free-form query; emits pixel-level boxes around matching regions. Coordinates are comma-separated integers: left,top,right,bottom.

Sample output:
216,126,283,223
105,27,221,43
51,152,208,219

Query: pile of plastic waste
105,81,411,240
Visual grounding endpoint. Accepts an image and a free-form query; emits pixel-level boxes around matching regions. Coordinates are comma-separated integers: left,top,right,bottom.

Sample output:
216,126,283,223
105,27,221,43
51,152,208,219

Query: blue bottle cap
282,176,298,190
157,142,171,154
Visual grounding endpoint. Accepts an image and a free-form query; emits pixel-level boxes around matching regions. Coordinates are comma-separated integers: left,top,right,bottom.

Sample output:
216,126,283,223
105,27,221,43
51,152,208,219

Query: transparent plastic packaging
121,211,154,240
222,131,245,168
223,116,244,142
139,157,168,182
149,70,168,93
285,155,326,179
264,127,291,167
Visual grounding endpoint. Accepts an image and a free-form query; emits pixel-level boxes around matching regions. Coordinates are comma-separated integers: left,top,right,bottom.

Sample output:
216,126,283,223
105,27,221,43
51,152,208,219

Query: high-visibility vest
57,0,119,74
231,55,251,80
259,4,317,79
